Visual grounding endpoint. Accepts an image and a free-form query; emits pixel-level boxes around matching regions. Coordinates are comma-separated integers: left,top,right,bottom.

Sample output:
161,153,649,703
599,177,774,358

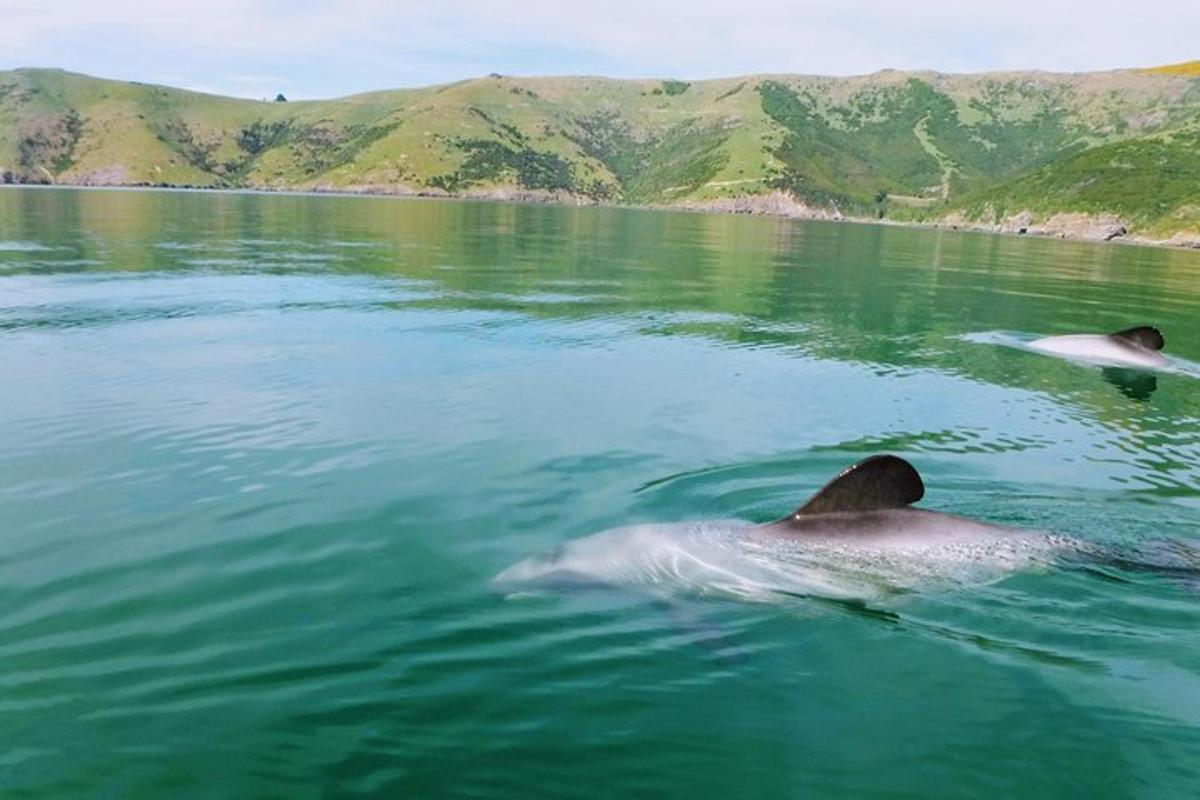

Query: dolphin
1026,325,1167,370
494,456,1076,603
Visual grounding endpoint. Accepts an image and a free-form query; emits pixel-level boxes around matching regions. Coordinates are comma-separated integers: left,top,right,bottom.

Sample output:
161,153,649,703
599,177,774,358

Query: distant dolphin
494,456,1076,603
1027,325,1167,370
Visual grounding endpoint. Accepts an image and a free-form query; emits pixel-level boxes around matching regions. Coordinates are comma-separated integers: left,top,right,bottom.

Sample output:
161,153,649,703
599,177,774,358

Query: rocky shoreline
673,191,1200,250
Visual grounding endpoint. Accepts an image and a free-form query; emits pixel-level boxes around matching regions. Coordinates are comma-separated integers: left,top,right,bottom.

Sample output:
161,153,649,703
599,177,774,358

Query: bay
2,187,1199,798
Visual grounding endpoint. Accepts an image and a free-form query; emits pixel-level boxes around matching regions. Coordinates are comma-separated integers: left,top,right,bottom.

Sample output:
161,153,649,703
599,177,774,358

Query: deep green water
2,187,1199,798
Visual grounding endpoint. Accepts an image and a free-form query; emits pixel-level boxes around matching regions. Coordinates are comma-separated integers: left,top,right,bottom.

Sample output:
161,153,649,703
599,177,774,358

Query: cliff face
3,66,1199,242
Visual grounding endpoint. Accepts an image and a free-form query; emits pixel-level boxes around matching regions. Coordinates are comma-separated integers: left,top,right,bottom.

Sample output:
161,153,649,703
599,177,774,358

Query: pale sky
2,0,1197,99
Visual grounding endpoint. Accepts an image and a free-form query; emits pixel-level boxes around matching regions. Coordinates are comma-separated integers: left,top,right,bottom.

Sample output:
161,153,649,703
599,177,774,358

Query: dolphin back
776,455,925,522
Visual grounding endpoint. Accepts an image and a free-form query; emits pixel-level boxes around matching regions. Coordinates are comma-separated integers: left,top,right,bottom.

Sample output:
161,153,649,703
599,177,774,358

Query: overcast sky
3,1,1197,99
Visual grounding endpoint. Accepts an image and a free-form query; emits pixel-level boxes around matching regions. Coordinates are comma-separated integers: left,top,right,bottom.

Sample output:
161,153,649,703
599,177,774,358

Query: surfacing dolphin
494,456,1078,604
1026,325,1167,370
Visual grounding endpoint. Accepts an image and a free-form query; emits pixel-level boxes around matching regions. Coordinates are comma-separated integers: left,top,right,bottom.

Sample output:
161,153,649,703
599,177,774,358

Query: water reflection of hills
4,186,1199,493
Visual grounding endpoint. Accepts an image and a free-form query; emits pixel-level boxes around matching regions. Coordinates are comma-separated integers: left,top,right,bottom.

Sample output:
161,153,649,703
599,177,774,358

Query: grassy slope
1140,60,1200,76
2,66,1199,238
957,124,1200,237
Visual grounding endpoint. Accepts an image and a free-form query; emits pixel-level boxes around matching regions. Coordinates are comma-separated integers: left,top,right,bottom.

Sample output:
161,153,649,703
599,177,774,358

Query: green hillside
956,124,1200,239
2,66,1199,242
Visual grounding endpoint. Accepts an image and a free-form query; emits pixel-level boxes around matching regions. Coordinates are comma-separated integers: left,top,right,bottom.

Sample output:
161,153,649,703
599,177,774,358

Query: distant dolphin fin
1110,326,1164,351
783,455,925,519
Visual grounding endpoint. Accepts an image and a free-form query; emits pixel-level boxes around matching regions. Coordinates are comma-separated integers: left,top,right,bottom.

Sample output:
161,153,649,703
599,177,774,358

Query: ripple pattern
2,187,1199,797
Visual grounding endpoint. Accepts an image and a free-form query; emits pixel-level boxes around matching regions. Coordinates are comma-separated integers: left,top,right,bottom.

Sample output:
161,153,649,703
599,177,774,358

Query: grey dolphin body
495,456,1072,603
1026,325,1168,369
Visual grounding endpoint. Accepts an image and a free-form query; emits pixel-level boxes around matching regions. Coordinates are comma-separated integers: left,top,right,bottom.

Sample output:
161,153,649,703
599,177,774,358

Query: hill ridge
2,66,1199,244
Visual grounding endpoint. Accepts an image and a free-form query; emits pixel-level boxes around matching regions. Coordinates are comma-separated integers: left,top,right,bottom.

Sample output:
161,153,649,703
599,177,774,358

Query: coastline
4,181,1199,253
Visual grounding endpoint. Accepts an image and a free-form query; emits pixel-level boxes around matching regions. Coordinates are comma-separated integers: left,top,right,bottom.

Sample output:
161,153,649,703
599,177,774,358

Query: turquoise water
2,187,1199,797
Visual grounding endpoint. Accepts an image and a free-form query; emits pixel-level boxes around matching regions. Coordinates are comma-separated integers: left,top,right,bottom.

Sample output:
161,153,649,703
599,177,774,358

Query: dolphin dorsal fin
787,455,924,518
1110,326,1164,351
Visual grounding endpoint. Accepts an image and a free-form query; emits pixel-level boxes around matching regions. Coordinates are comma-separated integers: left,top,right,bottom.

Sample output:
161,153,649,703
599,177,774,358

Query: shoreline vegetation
4,63,1200,250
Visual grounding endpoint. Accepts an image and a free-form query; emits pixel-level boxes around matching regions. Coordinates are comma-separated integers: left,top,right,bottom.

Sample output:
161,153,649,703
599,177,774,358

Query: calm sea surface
2,187,1199,798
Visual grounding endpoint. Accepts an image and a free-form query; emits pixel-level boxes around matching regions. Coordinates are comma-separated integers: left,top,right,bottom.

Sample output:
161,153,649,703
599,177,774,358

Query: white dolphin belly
1027,334,1168,369
494,512,1068,603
